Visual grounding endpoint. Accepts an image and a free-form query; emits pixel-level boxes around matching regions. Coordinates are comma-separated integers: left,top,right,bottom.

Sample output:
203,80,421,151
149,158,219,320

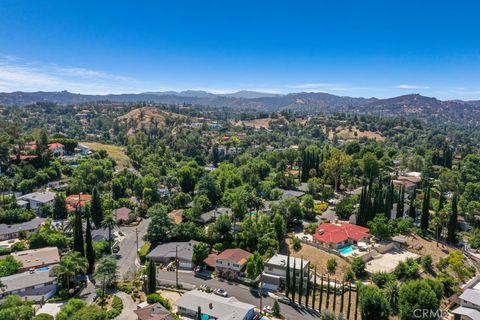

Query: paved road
117,218,150,280
115,291,138,320
157,270,319,320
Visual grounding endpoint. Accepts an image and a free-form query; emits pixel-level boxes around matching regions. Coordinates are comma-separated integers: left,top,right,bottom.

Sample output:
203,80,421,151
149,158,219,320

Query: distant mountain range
1,90,480,124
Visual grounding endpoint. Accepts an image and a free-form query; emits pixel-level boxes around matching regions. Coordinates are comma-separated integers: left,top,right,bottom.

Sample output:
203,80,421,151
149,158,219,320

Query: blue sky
0,0,480,99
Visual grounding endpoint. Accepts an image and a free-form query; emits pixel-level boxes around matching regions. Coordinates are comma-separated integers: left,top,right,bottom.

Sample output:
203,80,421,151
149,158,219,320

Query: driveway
117,218,150,280
157,270,319,320
114,291,138,320
36,302,64,317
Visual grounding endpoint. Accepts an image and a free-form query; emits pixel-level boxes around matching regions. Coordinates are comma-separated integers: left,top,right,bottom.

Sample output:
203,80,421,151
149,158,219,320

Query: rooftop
176,290,255,320
459,289,480,306
265,254,310,270
1,269,56,294
281,189,305,199
114,207,132,222
11,246,60,269
313,223,370,244
147,240,199,262
216,248,252,265
134,303,174,320
0,217,45,236
19,191,56,204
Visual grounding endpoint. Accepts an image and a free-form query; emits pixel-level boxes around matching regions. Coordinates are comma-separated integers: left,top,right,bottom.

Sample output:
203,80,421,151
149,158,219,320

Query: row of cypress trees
284,252,359,319
72,207,96,273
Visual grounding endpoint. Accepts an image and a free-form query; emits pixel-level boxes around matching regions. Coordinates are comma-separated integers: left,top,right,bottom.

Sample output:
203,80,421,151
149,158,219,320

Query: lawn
80,142,130,167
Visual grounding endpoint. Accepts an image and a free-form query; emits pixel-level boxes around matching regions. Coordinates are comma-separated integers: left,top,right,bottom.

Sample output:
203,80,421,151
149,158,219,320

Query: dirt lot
404,234,454,263
81,142,130,167
286,239,350,280
234,118,273,129
327,126,385,141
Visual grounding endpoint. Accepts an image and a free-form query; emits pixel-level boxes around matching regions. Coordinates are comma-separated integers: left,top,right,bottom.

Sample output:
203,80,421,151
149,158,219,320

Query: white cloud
395,84,431,89
0,55,141,94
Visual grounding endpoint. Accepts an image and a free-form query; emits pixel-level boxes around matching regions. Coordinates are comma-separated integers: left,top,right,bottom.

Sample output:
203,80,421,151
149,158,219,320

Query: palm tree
94,255,118,296
102,213,116,253
54,252,87,291
384,281,400,314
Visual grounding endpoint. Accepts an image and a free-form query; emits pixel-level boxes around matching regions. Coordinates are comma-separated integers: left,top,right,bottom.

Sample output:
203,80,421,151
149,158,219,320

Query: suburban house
313,223,371,249
0,269,57,302
18,191,55,213
196,207,233,225
134,303,174,320
261,254,310,291
392,178,417,191
281,189,305,200
0,217,45,241
66,194,92,212
204,248,252,279
11,247,60,272
146,240,199,269
114,207,132,224
452,287,480,320
176,290,257,320
48,143,65,156
75,144,92,156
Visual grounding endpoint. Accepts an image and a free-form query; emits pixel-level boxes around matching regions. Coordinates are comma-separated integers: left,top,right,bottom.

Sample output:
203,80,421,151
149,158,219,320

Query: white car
277,295,291,305
262,305,273,314
214,288,228,297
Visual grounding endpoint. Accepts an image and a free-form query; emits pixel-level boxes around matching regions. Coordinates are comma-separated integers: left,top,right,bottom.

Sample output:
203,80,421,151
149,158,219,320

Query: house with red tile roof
204,248,252,279
48,143,65,156
66,194,92,212
313,223,371,249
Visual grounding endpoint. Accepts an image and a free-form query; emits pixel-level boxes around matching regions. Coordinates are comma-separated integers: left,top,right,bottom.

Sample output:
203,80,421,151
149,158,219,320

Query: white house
0,269,57,302
18,191,55,213
452,288,480,320
261,254,310,291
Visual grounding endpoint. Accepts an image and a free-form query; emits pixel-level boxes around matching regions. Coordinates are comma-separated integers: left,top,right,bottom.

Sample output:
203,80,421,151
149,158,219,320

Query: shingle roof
0,217,45,236
147,240,199,262
459,289,480,306
11,247,60,269
176,290,255,320
19,191,56,204
134,303,174,320
265,254,309,269
216,248,252,265
452,306,480,320
114,207,132,222
0,269,56,293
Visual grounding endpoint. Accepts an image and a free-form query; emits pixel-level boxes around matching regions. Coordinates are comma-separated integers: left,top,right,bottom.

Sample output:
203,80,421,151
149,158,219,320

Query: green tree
94,256,118,296
144,204,174,245
147,259,157,294
326,258,337,274
399,280,440,320
245,252,264,280
447,193,458,243
90,187,104,228
192,242,210,267
101,212,116,253
0,256,22,277
53,193,68,220
351,257,366,278
358,285,390,320
73,210,85,256
85,216,95,274
420,185,431,232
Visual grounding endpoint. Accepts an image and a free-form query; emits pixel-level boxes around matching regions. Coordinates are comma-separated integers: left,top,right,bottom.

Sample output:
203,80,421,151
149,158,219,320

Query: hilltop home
18,191,55,214
261,254,310,291
48,143,65,156
176,290,257,320
0,217,45,241
204,248,252,280
65,194,92,212
0,269,57,302
313,223,371,250
11,247,60,272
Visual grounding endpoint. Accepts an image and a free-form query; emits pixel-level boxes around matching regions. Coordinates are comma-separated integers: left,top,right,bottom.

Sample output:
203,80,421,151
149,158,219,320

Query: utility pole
135,228,139,258
175,245,179,288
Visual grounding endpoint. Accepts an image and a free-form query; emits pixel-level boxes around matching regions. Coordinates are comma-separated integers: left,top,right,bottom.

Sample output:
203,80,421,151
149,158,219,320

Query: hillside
116,106,188,133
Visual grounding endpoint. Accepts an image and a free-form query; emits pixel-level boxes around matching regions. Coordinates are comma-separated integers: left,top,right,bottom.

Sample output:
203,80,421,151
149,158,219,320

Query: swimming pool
339,245,354,255
37,267,50,271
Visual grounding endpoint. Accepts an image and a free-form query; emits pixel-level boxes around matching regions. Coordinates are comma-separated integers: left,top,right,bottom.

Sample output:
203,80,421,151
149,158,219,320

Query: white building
452,288,480,320
18,191,55,213
261,254,310,291
0,269,57,302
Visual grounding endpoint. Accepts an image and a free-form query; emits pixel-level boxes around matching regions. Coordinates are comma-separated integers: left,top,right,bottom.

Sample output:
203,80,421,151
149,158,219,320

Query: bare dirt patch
327,126,385,141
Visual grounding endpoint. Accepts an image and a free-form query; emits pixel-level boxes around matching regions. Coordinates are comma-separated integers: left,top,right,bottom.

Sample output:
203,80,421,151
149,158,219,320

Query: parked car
262,305,273,314
214,288,228,297
277,295,291,305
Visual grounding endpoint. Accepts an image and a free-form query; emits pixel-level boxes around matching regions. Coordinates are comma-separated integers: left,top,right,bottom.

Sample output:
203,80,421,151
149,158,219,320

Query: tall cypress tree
397,186,405,219
147,259,157,294
332,279,337,313
347,283,352,320
319,274,324,312
420,185,431,232
312,265,317,310
85,216,95,273
298,256,304,306
90,187,104,228
292,258,296,303
340,282,345,315
285,252,291,297
447,193,458,244
73,210,85,256
354,284,359,320
408,187,417,220
305,264,310,307
326,274,330,310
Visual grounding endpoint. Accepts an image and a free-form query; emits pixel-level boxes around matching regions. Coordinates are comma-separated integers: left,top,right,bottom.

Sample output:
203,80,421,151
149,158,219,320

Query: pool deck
365,250,420,273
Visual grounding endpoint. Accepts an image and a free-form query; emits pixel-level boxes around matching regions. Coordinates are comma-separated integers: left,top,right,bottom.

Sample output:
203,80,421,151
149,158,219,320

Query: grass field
81,142,130,167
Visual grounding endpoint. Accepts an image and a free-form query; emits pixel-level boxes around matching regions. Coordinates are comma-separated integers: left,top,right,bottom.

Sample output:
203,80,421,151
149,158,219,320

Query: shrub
371,272,396,288
314,202,328,214
107,295,123,319
147,293,171,310
292,238,302,251
139,241,151,263
326,258,337,273
420,255,433,272
351,257,366,278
